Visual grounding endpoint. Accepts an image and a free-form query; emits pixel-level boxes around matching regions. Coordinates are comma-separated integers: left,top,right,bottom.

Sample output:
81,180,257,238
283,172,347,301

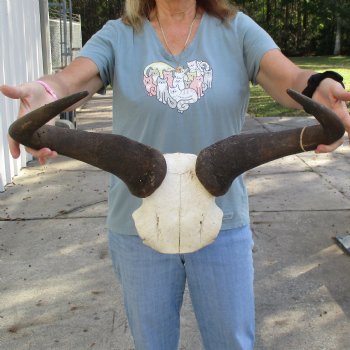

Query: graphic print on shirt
143,60,213,114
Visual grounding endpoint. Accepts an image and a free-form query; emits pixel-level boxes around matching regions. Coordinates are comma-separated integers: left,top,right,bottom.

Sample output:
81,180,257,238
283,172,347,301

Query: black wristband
302,70,345,98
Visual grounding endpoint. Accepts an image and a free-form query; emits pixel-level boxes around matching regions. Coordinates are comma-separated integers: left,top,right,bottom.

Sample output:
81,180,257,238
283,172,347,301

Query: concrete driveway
1,94,349,349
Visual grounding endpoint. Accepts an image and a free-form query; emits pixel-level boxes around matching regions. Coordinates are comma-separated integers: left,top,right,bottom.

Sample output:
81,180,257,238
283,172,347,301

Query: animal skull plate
132,153,223,253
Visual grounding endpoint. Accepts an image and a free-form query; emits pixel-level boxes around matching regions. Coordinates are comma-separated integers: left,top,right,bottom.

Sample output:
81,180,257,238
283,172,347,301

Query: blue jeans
108,226,255,350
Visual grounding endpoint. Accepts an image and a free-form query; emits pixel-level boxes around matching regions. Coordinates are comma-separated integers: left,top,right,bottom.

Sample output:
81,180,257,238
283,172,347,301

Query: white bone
132,153,223,253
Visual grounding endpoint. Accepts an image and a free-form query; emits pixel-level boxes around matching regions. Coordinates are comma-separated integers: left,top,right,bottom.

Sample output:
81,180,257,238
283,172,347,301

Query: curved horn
196,89,345,197
8,92,167,198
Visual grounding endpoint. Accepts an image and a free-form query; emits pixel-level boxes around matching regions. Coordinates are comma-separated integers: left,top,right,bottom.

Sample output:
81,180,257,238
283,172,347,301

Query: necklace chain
156,10,197,69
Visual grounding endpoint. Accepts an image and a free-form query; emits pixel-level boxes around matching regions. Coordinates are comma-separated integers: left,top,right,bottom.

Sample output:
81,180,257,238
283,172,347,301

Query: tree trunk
334,14,342,55
266,0,271,27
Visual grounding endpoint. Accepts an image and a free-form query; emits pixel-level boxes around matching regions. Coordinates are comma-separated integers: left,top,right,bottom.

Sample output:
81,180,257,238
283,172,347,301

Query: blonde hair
122,0,238,31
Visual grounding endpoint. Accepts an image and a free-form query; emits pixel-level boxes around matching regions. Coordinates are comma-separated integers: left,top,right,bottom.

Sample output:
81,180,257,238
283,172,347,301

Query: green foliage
49,0,125,44
234,0,350,55
72,0,124,43
248,56,350,117
52,1,350,55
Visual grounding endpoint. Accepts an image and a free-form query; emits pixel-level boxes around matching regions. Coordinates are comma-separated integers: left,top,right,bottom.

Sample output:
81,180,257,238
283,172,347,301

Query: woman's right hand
0,82,58,165
1,57,104,165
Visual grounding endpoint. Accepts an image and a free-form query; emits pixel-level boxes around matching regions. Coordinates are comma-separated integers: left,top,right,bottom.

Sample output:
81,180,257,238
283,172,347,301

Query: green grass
248,56,350,117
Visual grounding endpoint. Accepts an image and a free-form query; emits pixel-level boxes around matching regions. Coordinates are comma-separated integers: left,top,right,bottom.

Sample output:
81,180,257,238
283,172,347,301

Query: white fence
0,0,43,191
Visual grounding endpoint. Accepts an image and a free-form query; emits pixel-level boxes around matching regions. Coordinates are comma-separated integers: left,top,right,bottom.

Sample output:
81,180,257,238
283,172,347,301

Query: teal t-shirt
79,11,279,235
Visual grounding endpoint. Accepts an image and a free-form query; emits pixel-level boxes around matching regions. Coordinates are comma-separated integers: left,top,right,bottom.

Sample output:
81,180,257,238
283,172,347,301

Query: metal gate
49,0,82,127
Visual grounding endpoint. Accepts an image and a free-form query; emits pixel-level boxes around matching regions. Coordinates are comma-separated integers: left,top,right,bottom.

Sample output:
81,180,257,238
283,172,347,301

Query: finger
0,84,32,112
25,147,57,159
38,157,48,166
38,151,58,165
336,103,350,134
7,135,21,159
0,84,29,100
315,138,344,153
331,85,350,102
334,102,350,122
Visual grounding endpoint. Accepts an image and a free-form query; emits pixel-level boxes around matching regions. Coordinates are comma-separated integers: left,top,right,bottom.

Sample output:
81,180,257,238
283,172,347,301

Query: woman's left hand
257,50,349,154
312,78,350,153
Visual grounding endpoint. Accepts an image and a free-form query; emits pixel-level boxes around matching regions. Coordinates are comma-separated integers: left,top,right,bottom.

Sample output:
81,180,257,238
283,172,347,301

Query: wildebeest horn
196,89,345,197
8,91,167,198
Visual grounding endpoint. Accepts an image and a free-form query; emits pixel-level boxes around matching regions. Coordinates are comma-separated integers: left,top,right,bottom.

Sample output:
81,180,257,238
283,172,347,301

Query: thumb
0,84,29,100
0,84,35,113
332,85,350,102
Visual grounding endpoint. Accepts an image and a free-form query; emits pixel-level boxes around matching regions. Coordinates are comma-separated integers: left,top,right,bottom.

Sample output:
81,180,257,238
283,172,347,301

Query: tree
234,0,350,55
49,0,124,44
331,0,350,55
50,0,350,55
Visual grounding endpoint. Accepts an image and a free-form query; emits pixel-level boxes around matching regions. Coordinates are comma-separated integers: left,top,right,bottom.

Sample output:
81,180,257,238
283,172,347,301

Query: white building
0,0,81,191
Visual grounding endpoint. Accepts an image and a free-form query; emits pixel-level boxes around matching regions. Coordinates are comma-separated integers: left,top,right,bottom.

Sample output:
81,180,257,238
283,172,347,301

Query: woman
1,1,350,349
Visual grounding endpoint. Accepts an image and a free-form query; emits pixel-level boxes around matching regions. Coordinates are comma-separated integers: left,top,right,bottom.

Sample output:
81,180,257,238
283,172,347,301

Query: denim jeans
108,225,255,350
